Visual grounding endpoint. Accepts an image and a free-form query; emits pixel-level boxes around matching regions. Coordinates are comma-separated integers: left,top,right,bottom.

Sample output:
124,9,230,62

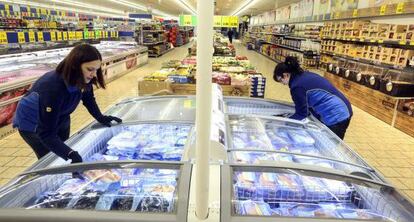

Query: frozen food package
232,151,293,164
287,129,316,146
71,189,105,210
320,178,353,200
84,169,122,183
29,178,90,209
278,203,340,218
110,187,137,211
231,132,272,150
295,156,335,169
235,200,275,216
301,176,337,201
256,173,305,203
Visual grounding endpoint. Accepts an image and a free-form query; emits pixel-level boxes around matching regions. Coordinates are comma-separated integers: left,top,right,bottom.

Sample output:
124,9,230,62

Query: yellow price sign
183,100,194,108
221,16,230,27
56,32,62,41
0,32,8,44
410,41,414,46
50,32,56,41
214,16,222,27
230,16,238,27
352,9,358,18
37,32,44,42
104,31,108,38
335,12,340,19
183,15,192,26
396,2,404,14
63,32,68,41
76,31,83,40
17,32,25,43
90,31,95,39
378,39,384,43
399,40,406,45
68,31,75,40
4,4,9,11
28,32,35,42
40,8,47,15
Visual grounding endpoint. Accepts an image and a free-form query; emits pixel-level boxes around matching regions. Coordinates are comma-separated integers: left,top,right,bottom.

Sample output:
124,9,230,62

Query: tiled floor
0,40,413,202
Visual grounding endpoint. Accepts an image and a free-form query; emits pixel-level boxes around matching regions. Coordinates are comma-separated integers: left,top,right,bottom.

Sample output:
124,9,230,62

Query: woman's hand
97,115,122,127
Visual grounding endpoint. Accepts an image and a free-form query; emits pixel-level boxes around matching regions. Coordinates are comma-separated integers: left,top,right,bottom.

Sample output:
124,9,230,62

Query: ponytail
273,56,304,82
284,56,303,75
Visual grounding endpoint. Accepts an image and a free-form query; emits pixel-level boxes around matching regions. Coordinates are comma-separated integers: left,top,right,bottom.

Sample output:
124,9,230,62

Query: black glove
97,115,122,127
68,151,83,164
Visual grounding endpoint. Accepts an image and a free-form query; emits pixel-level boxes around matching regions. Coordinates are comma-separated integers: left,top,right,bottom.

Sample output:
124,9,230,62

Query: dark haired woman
13,44,122,163
273,56,352,139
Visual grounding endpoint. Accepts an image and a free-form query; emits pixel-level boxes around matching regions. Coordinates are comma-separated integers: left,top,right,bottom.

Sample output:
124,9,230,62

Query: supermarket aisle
0,45,190,185
234,40,414,201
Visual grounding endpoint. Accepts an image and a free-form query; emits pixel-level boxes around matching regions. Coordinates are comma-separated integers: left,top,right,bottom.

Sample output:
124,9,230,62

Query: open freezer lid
221,164,414,222
224,97,295,117
101,96,196,124
226,115,379,180
0,161,192,222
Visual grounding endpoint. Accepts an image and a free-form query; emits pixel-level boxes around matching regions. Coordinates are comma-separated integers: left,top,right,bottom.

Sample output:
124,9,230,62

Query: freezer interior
226,165,414,221
0,163,183,215
224,97,294,117
228,116,372,174
41,123,193,169
102,97,196,123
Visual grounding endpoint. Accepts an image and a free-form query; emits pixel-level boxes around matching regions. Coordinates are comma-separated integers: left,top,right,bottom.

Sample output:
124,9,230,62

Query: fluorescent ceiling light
51,0,123,15
0,0,127,18
232,0,259,16
174,0,196,15
109,0,177,19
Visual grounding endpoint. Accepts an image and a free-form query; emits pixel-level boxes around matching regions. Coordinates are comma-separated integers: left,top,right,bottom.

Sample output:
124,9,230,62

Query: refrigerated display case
221,164,414,221
0,161,191,222
0,95,413,222
0,41,148,138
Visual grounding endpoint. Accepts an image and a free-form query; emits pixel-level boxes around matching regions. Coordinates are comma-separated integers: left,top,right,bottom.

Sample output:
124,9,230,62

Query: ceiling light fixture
50,0,123,15
173,0,196,15
108,0,176,19
231,0,259,16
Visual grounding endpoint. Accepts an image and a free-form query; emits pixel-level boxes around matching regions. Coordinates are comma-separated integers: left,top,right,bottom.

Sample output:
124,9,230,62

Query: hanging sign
0,32,7,44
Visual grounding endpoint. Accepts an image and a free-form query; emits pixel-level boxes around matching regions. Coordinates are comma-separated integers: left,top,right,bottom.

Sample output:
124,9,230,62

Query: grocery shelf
149,47,174,58
142,41,166,45
321,37,414,48
251,49,282,63
320,51,414,72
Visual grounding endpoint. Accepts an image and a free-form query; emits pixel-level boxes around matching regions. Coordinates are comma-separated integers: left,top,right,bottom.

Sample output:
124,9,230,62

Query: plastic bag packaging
278,203,340,218
301,176,337,201
30,178,90,209
235,200,276,216
110,187,138,211
286,130,316,146
71,189,105,210
320,178,353,199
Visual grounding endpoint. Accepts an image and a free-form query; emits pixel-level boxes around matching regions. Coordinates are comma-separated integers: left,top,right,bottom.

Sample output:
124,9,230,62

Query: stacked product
250,74,266,98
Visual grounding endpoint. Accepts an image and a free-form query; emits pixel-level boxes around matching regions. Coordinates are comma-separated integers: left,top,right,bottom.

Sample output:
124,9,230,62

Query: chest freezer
224,97,295,117
221,164,414,222
0,161,191,222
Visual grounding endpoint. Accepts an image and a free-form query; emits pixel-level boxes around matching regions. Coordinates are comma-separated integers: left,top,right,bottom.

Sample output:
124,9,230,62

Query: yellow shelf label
380,5,387,15
37,32,44,42
28,32,35,43
0,31,7,44
50,32,56,41
370,39,376,43
410,41,414,46
90,31,95,39
5,4,9,11
76,31,83,40
17,32,25,43
396,2,404,14
335,12,340,19
352,9,358,18
68,31,75,40
56,32,62,41
63,32,68,41
378,39,384,43
399,40,406,45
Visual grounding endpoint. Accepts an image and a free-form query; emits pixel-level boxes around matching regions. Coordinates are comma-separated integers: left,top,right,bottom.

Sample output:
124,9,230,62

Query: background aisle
0,44,191,185
234,40,414,201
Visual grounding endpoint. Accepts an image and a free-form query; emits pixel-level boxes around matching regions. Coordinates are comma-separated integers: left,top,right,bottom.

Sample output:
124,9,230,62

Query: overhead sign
179,15,238,27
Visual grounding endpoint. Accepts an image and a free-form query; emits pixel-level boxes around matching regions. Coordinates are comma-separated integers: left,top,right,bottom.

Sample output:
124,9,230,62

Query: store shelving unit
137,23,172,58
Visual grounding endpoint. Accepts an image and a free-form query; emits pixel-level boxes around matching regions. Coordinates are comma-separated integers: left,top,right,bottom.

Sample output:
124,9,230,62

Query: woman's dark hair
56,44,105,89
273,56,304,82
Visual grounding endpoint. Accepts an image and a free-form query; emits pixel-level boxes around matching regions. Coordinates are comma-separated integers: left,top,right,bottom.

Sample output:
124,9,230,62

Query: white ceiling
8,0,302,18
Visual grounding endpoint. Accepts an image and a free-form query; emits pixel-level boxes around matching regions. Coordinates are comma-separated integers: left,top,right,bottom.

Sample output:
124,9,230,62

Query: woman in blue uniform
13,44,122,163
273,56,352,139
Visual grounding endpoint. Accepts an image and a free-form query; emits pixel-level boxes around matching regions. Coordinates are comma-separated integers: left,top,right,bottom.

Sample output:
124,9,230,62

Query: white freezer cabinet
0,161,191,222
221,164,414,222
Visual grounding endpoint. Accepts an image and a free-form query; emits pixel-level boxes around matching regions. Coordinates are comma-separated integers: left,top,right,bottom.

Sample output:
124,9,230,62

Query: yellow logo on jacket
46,107,52,112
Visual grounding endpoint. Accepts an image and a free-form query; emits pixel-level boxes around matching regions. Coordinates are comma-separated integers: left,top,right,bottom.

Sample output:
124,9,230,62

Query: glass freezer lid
0,161,191,218
224,97,294,117
103,96,196,123
222,165,414,222
228,115,369,169
34,123,193,170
